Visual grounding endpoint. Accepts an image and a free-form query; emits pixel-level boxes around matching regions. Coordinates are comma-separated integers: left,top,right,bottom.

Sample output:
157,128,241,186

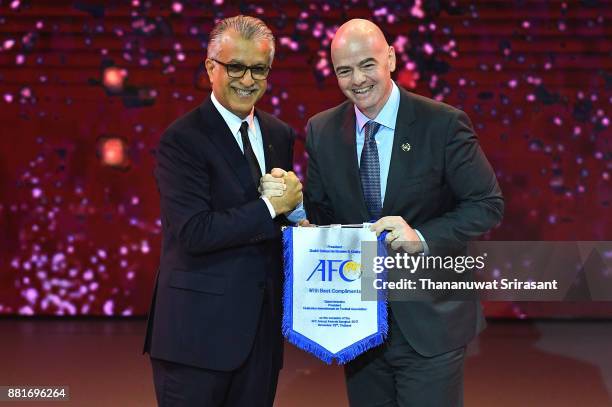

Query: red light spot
103,67,126,92
98,137,129,169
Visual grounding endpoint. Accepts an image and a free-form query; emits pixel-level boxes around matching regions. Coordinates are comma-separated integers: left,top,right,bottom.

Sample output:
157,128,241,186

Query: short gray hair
207,15,275,63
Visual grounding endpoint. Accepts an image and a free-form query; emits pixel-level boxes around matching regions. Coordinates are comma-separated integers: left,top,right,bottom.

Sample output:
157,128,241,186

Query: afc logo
306,259,362,282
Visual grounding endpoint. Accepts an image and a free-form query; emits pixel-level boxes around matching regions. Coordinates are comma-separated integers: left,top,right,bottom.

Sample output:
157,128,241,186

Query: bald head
330,19,396,119
331,19,389,56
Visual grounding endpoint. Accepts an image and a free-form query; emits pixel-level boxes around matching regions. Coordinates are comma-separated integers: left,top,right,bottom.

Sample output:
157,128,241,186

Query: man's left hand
370,216,424,254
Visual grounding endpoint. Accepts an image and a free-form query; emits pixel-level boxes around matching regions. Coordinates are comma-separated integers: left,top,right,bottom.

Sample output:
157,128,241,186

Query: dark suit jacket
143,97,295,371
304,87,504,357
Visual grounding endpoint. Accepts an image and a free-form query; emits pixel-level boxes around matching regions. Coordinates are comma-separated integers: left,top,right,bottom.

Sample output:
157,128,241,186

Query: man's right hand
269,171,303,215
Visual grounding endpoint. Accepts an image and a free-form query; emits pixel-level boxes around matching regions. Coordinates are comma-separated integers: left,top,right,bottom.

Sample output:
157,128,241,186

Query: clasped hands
258,171,422,248
258,168,305,218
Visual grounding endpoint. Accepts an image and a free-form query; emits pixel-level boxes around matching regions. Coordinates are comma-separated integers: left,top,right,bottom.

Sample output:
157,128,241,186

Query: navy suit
144,97,295,405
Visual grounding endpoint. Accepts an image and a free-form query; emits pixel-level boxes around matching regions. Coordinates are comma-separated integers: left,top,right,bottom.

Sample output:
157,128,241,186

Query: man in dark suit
304,19,504,406
143,15,304,406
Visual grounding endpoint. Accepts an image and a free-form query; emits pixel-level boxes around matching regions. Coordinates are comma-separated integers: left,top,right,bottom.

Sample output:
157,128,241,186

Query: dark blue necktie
360,120,382,220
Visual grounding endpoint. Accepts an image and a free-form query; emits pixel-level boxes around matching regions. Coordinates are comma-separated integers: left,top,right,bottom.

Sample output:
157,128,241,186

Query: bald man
304,19,503,406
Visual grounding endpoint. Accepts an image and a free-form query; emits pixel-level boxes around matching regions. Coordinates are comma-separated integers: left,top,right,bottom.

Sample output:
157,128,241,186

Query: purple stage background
0,1,610,317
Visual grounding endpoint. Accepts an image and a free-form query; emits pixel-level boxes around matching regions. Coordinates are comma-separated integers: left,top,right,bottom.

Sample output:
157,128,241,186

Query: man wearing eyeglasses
144,15,304,407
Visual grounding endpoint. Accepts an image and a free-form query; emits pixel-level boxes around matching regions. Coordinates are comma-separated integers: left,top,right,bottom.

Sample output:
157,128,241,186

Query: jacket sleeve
416,110,504,255
155,130,277,255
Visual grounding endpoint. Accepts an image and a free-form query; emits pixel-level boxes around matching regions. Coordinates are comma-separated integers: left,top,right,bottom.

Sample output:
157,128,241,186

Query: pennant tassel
281,227,390,365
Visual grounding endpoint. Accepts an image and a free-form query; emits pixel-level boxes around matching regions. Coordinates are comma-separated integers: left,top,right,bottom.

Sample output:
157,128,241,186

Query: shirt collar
210,92,256,136
355,81,400,133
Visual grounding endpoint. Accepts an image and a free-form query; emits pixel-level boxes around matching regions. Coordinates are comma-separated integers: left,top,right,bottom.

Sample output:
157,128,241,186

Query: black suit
305,87,503,406
143,97,295,406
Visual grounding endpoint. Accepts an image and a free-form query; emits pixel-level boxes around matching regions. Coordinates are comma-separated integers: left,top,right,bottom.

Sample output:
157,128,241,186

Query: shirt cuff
261,196,276,219
286,201,306,224
414,229,430,256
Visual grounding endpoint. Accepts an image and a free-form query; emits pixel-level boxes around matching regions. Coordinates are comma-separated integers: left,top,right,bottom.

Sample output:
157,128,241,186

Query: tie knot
364,121,380,142
239,121,249,136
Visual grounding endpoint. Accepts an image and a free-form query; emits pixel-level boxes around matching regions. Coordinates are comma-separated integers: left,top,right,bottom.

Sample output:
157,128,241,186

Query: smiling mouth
233,87,257,97
352,85,374,95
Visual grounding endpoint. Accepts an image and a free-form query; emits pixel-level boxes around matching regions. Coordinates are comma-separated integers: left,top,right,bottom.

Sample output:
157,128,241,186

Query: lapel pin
401,143,411,152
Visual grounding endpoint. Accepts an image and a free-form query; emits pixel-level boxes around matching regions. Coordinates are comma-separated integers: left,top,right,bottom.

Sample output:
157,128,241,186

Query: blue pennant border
281,227,389,365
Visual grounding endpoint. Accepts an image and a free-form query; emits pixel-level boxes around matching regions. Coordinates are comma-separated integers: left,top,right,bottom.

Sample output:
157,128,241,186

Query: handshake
258,168,303,216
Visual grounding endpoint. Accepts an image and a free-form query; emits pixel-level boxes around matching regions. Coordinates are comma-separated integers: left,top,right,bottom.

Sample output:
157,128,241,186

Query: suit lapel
382,89,418,215
199,98,258,196
335,105,370,221
255,109,274,173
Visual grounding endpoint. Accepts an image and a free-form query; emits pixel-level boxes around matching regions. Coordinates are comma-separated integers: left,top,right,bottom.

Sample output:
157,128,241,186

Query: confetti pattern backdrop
0,1,610,317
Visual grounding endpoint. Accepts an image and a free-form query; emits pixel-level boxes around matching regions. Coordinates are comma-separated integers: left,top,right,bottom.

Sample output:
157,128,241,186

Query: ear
204,58,215,83
388,46,397,73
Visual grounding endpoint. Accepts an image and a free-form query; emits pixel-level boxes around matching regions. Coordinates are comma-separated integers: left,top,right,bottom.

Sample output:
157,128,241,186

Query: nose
352,69,366,86
240,68,256,87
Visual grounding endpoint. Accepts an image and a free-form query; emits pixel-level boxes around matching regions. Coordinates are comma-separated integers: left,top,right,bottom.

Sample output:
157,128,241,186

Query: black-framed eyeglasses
211,58,271,80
